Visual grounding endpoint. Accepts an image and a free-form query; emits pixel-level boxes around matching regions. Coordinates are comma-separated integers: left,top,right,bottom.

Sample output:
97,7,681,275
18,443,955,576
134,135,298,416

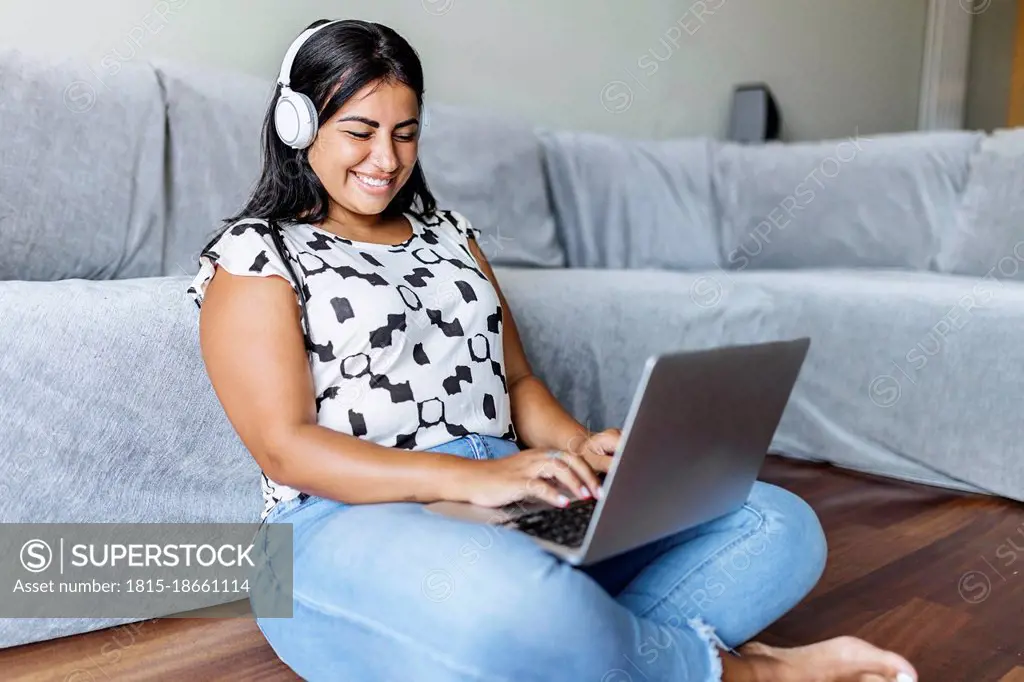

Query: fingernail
579,487,591,498
557,495,570,506
896,674,914,682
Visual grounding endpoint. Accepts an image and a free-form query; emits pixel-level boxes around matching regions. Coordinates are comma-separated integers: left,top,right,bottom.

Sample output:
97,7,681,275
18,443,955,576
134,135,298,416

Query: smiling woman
185,18,917,682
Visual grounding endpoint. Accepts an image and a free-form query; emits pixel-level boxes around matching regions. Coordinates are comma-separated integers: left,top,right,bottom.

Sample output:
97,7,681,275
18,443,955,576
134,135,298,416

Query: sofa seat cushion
0,275,265,648
0,49,165,280
0,276,261,524
493,266,1024,501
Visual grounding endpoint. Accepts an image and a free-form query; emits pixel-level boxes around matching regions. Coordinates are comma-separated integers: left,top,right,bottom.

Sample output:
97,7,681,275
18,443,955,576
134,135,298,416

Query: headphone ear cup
274,89,319,150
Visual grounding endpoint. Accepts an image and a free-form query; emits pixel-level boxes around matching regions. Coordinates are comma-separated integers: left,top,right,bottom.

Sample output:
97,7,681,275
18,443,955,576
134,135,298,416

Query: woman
188,18,917,682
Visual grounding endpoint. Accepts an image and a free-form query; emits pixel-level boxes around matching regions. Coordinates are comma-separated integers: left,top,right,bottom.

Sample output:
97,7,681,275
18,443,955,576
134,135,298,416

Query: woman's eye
346,131,372,140
395,134,417,142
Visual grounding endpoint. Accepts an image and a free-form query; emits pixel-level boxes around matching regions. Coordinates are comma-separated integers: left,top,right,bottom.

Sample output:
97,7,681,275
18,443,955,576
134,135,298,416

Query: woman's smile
351,170,396,195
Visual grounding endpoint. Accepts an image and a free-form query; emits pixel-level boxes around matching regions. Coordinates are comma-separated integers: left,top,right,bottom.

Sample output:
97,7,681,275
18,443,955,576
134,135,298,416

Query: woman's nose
371,137,399,173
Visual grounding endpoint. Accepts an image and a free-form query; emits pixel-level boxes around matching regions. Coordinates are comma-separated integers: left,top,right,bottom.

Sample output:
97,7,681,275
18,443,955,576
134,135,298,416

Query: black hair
197,19,437,359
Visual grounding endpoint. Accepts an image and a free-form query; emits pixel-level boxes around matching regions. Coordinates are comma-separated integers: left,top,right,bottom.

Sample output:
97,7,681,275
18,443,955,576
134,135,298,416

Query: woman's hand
568,427,621,474
455,448,604,509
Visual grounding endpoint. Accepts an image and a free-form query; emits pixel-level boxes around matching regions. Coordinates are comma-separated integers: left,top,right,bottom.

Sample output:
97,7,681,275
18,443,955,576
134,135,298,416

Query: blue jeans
252,434,827,681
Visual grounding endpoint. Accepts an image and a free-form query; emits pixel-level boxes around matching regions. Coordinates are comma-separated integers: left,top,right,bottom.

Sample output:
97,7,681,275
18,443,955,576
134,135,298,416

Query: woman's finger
582,451,614,473
559,452,602,499
538,454,591,500
521,476,571,508
587,430,621,456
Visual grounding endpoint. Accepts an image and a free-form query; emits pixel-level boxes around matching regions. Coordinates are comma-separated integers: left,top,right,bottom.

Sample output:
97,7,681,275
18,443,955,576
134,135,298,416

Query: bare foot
721,636,917,682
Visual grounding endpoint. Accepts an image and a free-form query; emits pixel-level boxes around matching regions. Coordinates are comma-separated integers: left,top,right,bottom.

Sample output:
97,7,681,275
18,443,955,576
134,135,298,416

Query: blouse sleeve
186,219,300,310
438,209,482,243
456,211,482,242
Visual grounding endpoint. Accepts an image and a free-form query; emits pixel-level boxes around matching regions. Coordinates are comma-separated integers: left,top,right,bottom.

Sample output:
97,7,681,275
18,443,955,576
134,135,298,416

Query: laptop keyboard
503,498,598,548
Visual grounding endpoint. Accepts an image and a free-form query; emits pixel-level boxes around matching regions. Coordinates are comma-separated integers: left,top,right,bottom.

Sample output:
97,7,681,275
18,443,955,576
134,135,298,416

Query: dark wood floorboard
757,459,1024,682
2,457,1022,681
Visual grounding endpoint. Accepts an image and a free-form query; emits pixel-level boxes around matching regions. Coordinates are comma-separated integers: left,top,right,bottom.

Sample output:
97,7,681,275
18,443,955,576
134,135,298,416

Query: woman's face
307,79,420,219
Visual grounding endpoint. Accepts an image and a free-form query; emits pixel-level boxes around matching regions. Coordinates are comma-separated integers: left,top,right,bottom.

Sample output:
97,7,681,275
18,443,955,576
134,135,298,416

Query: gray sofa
2,47,1022,648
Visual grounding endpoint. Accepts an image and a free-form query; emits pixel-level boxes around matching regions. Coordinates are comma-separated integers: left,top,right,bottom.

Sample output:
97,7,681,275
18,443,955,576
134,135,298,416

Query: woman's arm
467,239,594,455
198,266,469,504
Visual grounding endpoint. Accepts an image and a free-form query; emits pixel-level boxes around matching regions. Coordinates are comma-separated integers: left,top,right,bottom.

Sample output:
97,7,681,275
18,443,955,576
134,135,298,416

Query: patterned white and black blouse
187,209,515,520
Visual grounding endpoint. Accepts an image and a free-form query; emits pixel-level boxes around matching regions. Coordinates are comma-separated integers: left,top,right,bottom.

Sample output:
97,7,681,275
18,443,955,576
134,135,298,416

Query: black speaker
728,83,781,144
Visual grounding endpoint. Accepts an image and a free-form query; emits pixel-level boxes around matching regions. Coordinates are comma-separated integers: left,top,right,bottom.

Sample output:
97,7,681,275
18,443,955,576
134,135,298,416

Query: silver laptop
425,337,811,566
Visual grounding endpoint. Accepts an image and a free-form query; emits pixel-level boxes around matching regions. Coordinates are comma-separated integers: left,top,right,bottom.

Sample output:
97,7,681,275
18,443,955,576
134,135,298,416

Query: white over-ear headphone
274,20,344,150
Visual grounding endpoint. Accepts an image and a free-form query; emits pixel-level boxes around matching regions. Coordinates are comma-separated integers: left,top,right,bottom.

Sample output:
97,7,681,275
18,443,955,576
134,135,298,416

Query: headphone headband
278,19,343,88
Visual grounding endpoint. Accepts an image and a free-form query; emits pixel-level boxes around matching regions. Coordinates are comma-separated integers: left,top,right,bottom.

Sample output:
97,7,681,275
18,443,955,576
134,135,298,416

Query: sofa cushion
158,69,565,272
154,59,276,277
0,277,260,648
713,131,983,271
0,276,261,525
538,131,719,270
494,265,1024,502
935,128,1024,280
0,49,165,280
418,104,565,268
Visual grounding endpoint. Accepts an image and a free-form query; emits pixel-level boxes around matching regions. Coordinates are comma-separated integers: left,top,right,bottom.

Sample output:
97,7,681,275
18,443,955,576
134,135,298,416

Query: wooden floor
4,457,1023,681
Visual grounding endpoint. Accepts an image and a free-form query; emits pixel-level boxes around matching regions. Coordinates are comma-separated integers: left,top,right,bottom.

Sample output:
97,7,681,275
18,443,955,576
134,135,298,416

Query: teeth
355,173,391,187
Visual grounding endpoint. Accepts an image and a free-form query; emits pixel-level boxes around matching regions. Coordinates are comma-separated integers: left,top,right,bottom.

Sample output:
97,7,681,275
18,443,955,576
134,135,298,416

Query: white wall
0,0,929,141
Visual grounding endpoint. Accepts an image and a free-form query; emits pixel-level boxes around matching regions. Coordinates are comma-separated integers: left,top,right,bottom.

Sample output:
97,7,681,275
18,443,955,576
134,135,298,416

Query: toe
832,637,917,681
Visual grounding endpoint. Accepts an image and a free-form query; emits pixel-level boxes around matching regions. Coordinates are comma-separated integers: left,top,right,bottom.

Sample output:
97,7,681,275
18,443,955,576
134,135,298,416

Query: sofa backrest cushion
154,59,275,277
159,71,565,272
538,130,719,271
935,128,1024,281
0,49,165,280
713,130,983,271
417,104,565,268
